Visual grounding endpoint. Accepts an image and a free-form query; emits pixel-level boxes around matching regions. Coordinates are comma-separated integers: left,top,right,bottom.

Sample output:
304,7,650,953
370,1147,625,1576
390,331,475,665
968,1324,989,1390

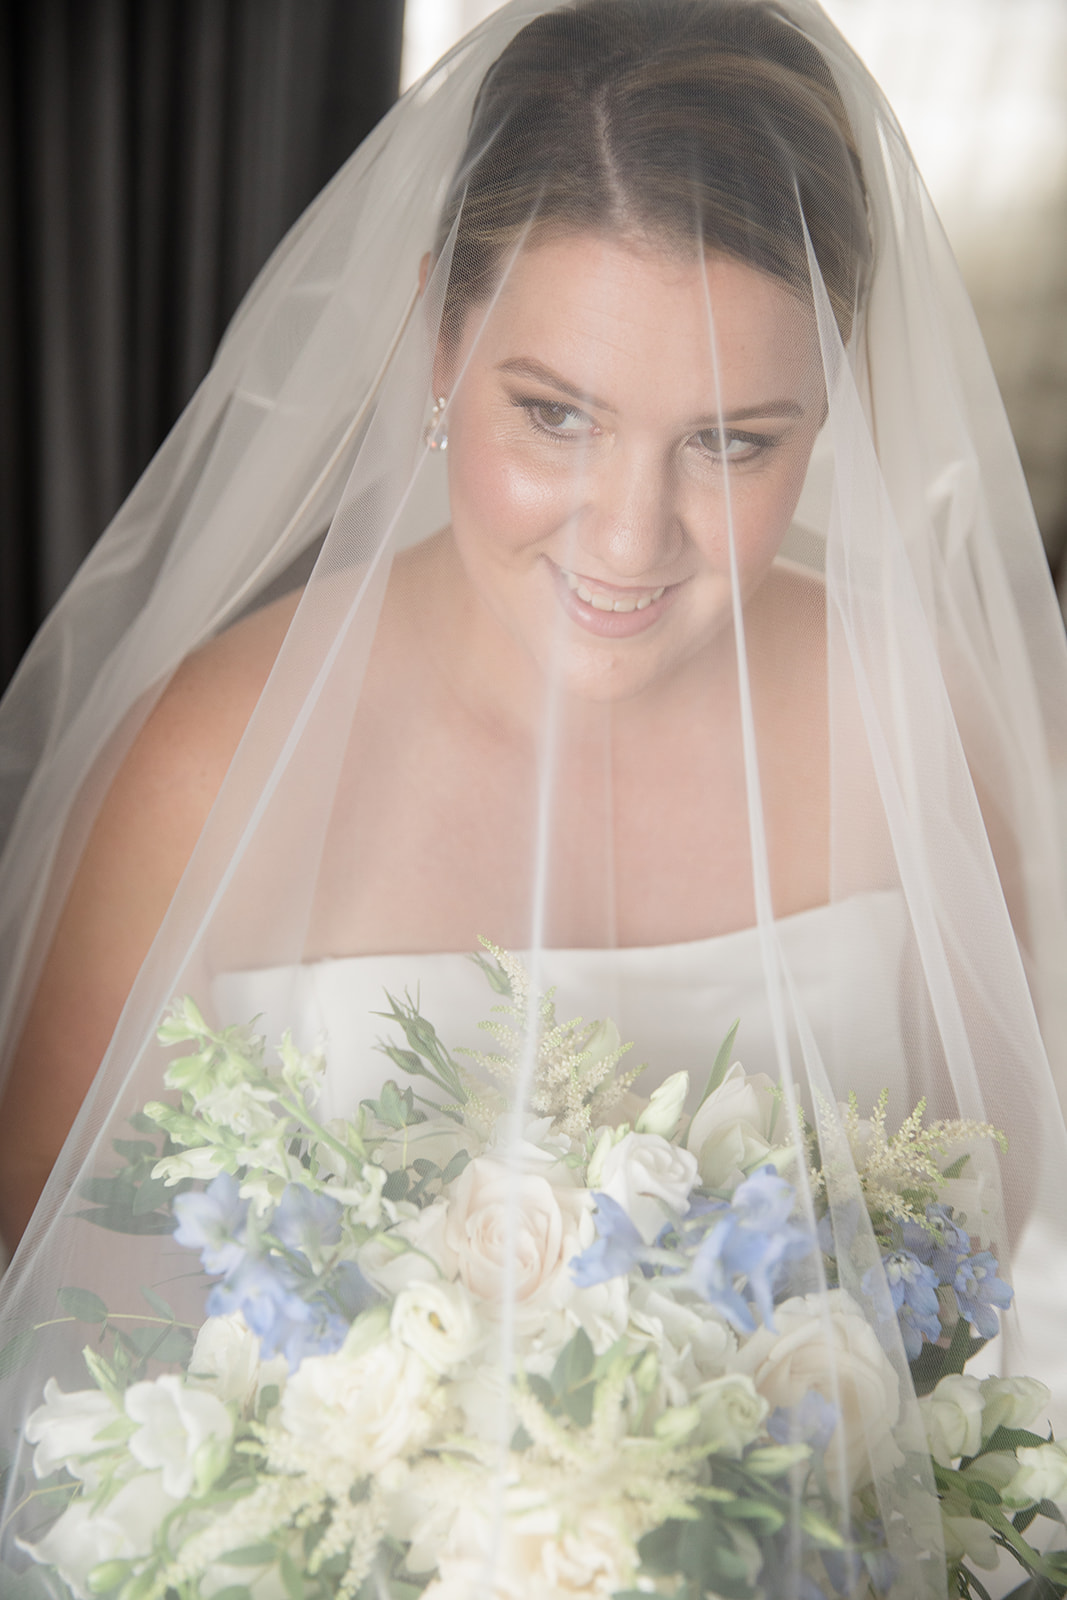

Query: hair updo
435,0,870,345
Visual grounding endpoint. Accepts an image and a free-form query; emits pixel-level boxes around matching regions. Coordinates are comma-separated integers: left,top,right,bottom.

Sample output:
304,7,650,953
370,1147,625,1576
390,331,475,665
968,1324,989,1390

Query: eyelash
512,395,779,463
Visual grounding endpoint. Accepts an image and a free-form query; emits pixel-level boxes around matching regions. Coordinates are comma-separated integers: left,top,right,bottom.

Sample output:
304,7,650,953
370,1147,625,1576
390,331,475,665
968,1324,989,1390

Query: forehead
457,231,823,409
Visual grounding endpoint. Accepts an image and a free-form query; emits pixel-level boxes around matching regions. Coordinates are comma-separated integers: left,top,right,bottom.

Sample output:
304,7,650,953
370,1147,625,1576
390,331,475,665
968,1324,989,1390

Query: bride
1,1,1066,1595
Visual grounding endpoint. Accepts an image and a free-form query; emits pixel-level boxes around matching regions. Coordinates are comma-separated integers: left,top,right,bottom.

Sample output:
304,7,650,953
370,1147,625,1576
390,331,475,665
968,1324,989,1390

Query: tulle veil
1,2,1067,1596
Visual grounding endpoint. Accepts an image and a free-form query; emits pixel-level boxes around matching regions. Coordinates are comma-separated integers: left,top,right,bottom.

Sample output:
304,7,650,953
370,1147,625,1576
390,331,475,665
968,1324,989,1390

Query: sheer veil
2,2,1067,1596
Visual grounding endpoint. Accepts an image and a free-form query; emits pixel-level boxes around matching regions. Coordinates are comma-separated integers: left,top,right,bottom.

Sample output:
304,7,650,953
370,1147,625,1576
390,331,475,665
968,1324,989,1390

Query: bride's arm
0,591,299,1253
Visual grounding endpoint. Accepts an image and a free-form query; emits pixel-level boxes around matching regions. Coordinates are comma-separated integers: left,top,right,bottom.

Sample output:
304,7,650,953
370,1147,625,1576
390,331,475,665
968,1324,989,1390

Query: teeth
563,570,667,613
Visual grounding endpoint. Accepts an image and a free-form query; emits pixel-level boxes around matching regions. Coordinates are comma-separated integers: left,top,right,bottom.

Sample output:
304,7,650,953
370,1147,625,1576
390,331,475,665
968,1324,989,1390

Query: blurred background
1,0,1065,694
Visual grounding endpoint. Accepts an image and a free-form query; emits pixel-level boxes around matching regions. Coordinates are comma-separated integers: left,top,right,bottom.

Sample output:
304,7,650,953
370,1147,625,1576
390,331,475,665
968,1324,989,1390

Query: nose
572,444,684,580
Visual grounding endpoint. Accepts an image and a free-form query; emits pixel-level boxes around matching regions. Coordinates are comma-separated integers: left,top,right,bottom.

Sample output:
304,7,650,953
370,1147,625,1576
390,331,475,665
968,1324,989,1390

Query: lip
548,559,679,637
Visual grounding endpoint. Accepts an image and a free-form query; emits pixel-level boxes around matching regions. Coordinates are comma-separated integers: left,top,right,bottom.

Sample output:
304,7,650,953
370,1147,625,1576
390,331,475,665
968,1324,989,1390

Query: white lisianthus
635,1072,690,1140
187,1313,287,1412
628,1282,736,1407
978,1375,1050,1440
279,1334,436,1471
919,1374,985,1466
941,1511,1000,1571
23,1380,119,1482
597,1132,698,1244
443,1157,590,1317
734,1290,900,1490
686,1063,781,1188
391,1279,483,1373
361,1199,452,1294
1002,1443,1067,1510
697,1372,769,1456
124,1374,234,1498
16,1472,177,1600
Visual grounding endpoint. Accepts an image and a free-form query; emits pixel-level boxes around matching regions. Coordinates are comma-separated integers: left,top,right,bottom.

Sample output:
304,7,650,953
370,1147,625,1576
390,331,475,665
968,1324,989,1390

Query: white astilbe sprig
809,1088,1006,1225
459,942,643,1141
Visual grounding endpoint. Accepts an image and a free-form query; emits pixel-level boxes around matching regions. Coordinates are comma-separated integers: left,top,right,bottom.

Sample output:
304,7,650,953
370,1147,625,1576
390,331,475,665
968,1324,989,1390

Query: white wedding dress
213,890,910,1124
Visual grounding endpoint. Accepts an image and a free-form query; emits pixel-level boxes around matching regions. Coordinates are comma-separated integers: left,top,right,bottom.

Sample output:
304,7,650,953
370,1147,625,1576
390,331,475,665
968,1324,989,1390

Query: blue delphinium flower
570,1193,648,1287
863,1247,941,1359
271,1183,343,1268
687,1168,811,1330
206,1253,313,1346
173,1172,249,1274
953,1250,1013,1338
902,1203,971,1282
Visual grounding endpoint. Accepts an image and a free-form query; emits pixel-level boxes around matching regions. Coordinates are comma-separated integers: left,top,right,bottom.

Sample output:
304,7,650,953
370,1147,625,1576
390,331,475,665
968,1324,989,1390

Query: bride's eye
691,428,772,463
514,396,596,439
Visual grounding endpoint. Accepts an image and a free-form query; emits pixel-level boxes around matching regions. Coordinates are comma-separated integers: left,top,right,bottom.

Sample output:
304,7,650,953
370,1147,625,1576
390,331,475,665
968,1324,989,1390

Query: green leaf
139,1285,175,1321
280,1548,305,1600
381,1169,410,1202
118,1323,193,1363
440,1149,471,1187
690,1019,740,1128
412,1159,438,1178
133,1174,173,1215
127,1111,161,1135
551,1327,595,1395
0,1328,36,1381
76,1206,176,1235
112,1139,157,1162
57,1286,109,1323
204,1589,253,1600
982,1425,1052,1456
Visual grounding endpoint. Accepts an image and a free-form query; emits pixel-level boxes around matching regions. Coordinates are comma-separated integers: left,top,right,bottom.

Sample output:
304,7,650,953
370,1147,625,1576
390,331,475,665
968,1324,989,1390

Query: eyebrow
495,356,806,423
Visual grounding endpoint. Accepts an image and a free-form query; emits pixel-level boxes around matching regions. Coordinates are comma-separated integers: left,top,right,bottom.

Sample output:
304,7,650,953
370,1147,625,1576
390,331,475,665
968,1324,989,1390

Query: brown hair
435,0,869,343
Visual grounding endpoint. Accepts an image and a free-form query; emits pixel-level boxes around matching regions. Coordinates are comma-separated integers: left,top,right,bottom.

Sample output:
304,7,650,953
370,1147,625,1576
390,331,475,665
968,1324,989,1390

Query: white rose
361,1199,452,1294
426,1502,638,1600
391,1279,484,1373
734,1290,900,1491
16,1472,177,1600
697,1373,769,1456
598,1132,698,1244
188,1313,287,1412
979,1376,1050,1440
125,1374,234,1499
919,1374,985,1467
280,1334,435,1471
687,1063,780,1188
23,1380,118,1482
443,1157,589,1317
1002,1443,1067,1510
635,1072,690,1140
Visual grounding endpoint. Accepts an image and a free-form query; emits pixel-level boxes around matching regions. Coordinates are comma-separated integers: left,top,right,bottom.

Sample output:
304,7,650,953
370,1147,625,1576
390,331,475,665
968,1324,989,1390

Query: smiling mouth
560,568,668,614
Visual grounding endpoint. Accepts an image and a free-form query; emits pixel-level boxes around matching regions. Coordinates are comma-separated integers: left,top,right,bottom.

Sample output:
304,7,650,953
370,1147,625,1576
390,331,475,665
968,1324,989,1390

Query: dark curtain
0,0,404,693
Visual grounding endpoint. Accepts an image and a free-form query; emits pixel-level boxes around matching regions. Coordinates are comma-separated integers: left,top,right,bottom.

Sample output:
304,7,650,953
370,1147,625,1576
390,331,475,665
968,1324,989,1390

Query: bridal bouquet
8,947,1067,1600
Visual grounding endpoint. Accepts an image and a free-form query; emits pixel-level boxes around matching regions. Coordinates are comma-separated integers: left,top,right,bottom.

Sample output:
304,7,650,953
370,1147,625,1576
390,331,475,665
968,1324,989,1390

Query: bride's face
439,231,826,703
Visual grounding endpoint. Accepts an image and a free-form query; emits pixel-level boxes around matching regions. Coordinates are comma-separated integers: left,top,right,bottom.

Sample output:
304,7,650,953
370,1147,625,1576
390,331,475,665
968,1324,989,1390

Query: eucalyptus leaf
139,1285,175,1320
76,1206,176,1236
57,1286,109,1323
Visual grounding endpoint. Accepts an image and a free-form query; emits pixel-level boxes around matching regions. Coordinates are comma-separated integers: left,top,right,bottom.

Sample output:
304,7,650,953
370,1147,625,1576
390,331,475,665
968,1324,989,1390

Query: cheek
448,416,569,557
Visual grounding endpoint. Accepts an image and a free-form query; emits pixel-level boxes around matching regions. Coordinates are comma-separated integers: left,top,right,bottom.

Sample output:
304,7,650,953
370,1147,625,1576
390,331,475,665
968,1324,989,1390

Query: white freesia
23,1380,118,1482
597,1131,698,1244
919,1374,985,1466
687,1063,780,1188
443,1157,590,1319
735,1290,900,1490
697,1373,769,1455
187,1313,287,1412
279,1332,436,1470
152,1145,226,1185
941,1512,1000,1571
635,1071,690,1139
1002,1443,1067,1510
125,1373,234,1498
978,1375,1050,1439
391,1279,483,1372
16,1472,177,1600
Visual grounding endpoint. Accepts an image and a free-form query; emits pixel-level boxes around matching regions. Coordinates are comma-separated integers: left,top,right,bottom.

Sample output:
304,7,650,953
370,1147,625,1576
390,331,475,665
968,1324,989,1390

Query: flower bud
636,1072,690,1140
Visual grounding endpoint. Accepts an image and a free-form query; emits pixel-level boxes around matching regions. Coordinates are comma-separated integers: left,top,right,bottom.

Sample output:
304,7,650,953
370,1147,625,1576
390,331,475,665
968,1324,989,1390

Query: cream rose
687,1063,780,1188
279,1332,435,1471
443,1157,589,1315
597,1132,698,1244
424,1502,639,1600
735,1290,900,1490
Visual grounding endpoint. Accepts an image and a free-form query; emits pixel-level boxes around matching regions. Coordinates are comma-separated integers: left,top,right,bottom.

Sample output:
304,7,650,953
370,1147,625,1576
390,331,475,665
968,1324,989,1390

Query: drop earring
425,395,449,450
